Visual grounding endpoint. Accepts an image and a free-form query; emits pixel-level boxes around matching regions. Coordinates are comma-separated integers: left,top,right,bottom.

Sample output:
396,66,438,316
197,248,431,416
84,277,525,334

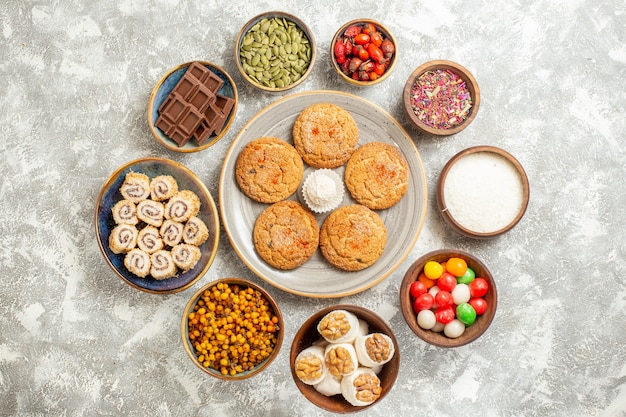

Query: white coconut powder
443,151,524,233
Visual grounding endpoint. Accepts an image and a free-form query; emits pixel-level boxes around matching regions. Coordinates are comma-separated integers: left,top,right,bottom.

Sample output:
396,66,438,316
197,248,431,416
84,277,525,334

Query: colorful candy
410,258,489,338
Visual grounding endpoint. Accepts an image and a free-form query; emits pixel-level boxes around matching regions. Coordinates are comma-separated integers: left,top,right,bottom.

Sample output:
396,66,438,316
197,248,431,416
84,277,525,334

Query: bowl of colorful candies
331,19,397,86
402,60,480,136
181,277,284,380
399,249,497,348
234,11,316,92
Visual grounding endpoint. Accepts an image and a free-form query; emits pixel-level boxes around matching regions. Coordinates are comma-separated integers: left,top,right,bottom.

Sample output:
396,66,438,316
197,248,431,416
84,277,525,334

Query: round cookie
319,204,387,271
344,142,409,210
253,200,319,270
236,137,304,203
292,103,359,169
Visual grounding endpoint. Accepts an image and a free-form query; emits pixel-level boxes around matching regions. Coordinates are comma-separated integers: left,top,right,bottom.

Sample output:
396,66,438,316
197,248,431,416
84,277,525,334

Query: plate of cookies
219,90,427,298
95,157,220,294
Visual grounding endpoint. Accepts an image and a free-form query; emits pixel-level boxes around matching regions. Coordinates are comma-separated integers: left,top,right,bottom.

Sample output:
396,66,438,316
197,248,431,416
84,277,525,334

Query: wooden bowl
148,61,238,152
94,157,220,294
330,19,398,87
234,11,316,92
290,305,400,413
399,249,497,348
181,278,284,380
437,146,530,238
403,60,480,136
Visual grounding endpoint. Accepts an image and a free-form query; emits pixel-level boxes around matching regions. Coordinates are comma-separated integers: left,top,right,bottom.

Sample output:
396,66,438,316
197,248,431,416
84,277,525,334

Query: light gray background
1,0,625,416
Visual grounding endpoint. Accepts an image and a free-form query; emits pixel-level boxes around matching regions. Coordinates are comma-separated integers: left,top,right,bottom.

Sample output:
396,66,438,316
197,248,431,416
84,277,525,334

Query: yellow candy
424,261,444,279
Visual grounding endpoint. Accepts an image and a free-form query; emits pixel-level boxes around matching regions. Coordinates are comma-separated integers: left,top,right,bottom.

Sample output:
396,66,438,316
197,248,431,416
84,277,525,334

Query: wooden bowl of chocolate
403,60,480,136
234,11,316,92
148,61,238,152
95,157,220,293
399,249,497,348
181,278,284,380
290,305,400,413
437,146,530,238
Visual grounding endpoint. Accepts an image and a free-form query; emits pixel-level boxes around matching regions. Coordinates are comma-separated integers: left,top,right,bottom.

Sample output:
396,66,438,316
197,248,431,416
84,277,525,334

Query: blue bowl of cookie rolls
95,157,220,294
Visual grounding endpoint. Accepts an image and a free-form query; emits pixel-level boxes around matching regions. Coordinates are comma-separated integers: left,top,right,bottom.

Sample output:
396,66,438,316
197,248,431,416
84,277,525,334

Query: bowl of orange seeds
181,277,284,380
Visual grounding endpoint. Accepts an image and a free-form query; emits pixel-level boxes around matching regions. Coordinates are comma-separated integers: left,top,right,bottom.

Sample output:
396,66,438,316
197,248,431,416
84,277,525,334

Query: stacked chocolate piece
156,62,235,147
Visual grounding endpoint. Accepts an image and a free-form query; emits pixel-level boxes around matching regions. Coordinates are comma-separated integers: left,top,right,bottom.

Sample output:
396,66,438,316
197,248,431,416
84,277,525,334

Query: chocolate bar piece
156,61,233,147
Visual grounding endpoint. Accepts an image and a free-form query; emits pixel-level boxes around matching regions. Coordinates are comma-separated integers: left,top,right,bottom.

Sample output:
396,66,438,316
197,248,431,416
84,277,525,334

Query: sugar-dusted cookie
235,137,304,203
344,142,409,210
292,103,359,169
319,204,386,271
253,200,319,270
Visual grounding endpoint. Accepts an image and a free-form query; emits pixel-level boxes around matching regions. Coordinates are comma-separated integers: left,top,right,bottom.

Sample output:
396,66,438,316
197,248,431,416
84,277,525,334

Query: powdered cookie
253,200,319,270
319,204,386,271
292,103,359,168
344,142,409,210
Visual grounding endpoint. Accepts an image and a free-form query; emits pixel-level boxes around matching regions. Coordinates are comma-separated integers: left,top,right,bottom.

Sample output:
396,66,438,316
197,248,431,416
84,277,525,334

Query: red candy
437,272,457,292
435,290,454,308
413,293,434,312
410,281,428,298
469,297,488,315
469,278,489,298
435,306,455,324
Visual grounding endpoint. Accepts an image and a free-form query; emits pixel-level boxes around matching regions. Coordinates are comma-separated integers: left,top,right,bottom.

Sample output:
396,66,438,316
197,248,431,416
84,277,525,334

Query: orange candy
417,272,436,289
446,257,468,277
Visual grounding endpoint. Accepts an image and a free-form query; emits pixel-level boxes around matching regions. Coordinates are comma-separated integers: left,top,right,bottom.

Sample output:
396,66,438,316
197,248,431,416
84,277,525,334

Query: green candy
456,267,475,285
456,303,477,326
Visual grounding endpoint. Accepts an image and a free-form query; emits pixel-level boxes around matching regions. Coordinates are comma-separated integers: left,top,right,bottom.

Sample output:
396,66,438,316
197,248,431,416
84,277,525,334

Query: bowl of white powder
436,146,530,238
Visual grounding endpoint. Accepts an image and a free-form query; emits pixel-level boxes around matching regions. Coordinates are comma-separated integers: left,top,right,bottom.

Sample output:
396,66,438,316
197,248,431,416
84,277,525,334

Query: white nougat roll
294,345,327,386
314,372,342,397
324,342,359,378
354,333,395,368
317,309,360,344
340,367,382,407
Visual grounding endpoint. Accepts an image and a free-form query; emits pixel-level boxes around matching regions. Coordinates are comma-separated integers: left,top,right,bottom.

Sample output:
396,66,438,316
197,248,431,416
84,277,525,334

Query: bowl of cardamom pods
234,11,316,92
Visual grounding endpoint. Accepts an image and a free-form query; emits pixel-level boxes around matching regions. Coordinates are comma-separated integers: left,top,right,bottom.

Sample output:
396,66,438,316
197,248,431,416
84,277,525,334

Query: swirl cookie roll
120,172,151,203
160,220,184,247
136,200,165,227
137,226,165,254
150,250,177,280
183,216,209,246
165,190,201,223
124,248,151,278
171,243,201,272
108,224,139,254
111,199,138,225
150,175,179,202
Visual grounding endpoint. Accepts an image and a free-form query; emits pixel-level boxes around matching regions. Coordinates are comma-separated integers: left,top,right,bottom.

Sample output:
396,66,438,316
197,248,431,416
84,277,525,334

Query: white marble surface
1,0,625,416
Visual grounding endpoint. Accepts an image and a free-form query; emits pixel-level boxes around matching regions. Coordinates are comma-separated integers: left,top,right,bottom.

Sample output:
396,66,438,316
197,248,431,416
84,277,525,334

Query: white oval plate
219,91,428,298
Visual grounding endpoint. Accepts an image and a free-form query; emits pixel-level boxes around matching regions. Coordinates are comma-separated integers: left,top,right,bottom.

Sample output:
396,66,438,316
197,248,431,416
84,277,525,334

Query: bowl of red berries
399,249,497,348
331,19,397,86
